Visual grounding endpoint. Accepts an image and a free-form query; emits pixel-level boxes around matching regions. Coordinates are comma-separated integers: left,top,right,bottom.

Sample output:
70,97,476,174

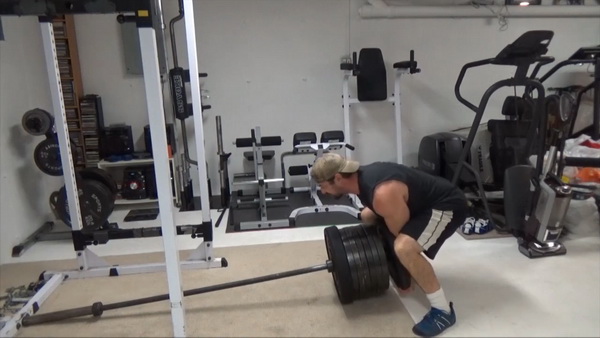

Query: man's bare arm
360,207,379,225
372,181,410,236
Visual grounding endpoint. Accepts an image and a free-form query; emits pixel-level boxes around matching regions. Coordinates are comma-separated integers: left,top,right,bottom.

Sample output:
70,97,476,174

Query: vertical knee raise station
341,48,420,164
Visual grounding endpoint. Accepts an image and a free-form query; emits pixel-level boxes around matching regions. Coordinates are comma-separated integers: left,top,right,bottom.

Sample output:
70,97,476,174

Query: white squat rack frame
2,1,220,337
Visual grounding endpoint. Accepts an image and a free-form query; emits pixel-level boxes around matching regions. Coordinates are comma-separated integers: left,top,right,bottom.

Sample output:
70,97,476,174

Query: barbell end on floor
326,260,334,272
91,302,104,317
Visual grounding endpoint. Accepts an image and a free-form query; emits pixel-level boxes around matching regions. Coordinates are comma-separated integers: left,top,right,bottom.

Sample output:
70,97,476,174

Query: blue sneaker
412,302,456,337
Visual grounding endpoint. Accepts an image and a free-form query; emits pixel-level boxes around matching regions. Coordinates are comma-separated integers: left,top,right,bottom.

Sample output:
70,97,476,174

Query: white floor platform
3,206,600,337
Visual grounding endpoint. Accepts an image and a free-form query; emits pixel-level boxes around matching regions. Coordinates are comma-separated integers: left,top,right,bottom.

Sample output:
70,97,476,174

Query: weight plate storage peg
22,108,54,136
34,138,62,176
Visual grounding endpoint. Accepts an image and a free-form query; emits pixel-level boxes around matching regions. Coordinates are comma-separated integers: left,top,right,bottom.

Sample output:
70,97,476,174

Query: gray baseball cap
310,153,360,183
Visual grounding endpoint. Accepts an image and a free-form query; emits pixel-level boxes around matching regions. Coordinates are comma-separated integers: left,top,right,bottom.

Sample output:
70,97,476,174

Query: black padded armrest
394,51,420,74
244,150,276,161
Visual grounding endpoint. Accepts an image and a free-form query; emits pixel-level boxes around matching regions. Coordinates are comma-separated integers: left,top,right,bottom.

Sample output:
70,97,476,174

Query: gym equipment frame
9,224,397,328
232,126,290,230
341,49,420,164
288,136,361,226
451,31,599,259
0,1,221,336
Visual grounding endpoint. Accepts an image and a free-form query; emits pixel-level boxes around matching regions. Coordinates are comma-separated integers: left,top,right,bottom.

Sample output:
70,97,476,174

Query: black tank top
357,162,467,216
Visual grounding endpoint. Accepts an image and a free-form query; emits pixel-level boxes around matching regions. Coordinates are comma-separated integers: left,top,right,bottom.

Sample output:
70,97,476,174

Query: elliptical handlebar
454,58,495,113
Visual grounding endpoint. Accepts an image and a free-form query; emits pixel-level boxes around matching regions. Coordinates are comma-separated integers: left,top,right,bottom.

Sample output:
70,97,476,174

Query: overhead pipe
359,3,600,18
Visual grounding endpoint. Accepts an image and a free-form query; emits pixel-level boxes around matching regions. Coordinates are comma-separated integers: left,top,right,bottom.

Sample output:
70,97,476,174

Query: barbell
21,224,410,327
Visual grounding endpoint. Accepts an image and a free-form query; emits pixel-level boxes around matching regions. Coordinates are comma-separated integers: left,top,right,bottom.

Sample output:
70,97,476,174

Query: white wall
181,0,599,190
188,0,352,191
0,1,599,264
0,17,65,264
73,14,150,151
347,3,600,165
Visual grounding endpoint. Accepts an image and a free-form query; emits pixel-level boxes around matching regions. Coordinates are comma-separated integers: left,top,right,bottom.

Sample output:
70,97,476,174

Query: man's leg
394,234,456,337
391,208,465,337
394,234,440,294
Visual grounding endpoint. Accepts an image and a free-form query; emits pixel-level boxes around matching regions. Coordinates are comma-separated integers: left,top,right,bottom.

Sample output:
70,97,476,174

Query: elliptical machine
451,30,574,258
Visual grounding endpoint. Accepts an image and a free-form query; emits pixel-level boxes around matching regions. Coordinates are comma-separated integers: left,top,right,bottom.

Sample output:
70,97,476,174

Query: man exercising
311,153,468,337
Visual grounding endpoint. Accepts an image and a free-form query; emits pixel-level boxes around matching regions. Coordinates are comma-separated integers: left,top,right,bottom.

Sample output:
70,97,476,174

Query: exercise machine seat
357,48,387,102
487,120,533,186
243,150,275,161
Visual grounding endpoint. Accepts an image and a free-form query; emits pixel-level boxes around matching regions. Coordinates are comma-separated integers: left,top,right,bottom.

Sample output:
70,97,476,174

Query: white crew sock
426,288,451,313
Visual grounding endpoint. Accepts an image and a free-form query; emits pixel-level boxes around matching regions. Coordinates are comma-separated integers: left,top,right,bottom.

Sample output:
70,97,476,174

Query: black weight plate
378,225,412,290
346,228,368,298
324,226,354,304
344,226,368,299
78,168,119,197
362,225,390,293
338,227,358,296
55,180,114,231
365,226,390,290
80,179,114,230
349,226,376,298
22,108,53,136
358,225,389,295
339,226,362,297
34,138,62,176
355,225,379,294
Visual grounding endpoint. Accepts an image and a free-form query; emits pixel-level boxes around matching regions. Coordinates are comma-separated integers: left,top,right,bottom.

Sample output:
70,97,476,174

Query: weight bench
232,126,289,230
280,131,319,193
287,130,361,226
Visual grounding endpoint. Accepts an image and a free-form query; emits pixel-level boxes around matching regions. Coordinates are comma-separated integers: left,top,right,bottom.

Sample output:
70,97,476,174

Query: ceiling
382,0,481,5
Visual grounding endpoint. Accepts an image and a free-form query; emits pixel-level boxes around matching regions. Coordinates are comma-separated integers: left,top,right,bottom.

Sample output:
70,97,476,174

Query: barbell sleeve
22,302,104,326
